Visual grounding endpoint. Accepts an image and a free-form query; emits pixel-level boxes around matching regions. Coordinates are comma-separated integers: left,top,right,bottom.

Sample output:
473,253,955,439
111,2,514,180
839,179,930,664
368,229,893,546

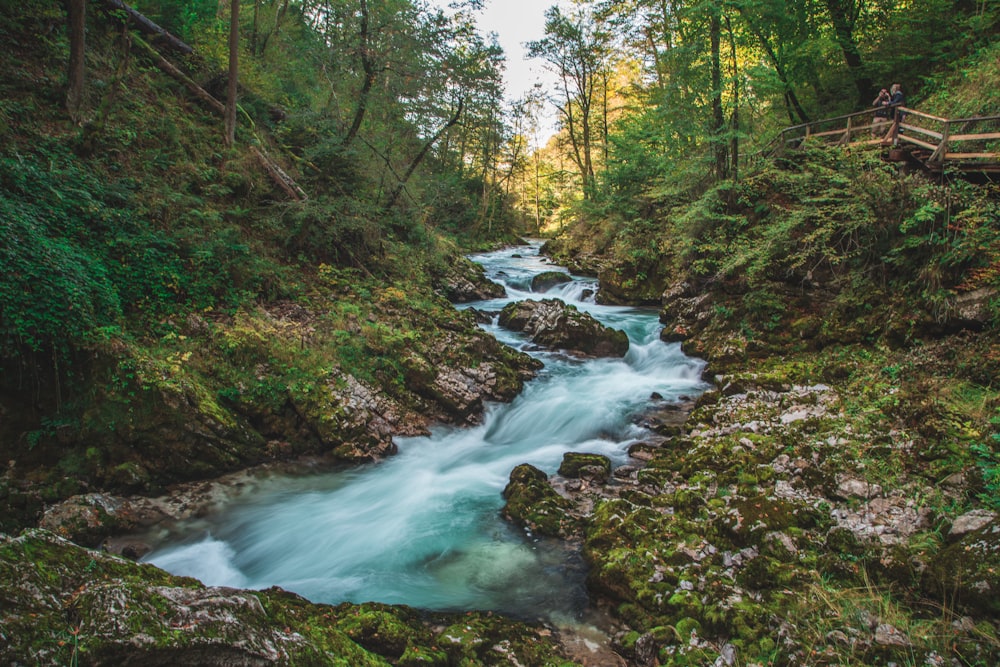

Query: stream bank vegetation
2,0,1000,664
502,0,1000,665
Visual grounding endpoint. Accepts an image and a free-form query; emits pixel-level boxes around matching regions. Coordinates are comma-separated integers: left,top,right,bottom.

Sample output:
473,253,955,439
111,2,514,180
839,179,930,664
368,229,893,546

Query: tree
342,0,376,147
66,0,86,122
824,0,871,104
225,0,240,146
527,6,611,200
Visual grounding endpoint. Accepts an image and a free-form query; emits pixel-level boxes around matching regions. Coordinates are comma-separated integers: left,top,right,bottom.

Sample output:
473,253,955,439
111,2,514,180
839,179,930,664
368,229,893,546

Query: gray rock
438,256,506,302
949,509,997,538
953,287,996,325
835,478,882,500
874,623,912,647
499,299,629,357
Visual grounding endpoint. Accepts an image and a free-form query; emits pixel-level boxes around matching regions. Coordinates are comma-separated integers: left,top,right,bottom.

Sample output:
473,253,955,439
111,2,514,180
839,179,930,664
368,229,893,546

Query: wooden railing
771,106,1000,172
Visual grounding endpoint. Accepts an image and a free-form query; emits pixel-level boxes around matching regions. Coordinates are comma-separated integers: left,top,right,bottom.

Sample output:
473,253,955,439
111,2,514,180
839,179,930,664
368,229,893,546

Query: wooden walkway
774,106,1000,174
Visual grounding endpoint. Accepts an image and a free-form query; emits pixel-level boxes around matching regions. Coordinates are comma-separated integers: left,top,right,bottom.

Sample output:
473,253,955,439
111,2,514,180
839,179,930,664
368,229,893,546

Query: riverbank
505,334,1000,665
535,184,1000,664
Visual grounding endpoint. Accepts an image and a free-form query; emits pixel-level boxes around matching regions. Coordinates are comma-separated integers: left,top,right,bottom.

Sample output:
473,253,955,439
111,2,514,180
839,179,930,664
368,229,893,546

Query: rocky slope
0,258,539,537
497,232,1000,665
503,354,1000,665
0,529,577,666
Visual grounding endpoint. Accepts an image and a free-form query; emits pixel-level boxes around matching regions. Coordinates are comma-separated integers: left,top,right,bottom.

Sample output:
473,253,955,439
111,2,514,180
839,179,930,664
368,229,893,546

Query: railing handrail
779,107,1000,137
761,104,1000,172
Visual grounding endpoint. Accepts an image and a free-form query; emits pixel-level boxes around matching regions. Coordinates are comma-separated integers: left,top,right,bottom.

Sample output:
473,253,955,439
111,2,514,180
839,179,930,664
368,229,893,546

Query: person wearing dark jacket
889,83,905,122
872,87,891,137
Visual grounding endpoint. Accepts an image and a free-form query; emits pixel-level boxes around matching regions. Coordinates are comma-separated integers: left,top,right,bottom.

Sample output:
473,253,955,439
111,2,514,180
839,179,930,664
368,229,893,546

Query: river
142,241,707,626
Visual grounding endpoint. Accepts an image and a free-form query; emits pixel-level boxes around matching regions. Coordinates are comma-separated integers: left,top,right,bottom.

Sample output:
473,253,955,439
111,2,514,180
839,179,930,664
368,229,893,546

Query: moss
557,452,612,481
1,530,578,665
333,604,427,659
501,464,579,538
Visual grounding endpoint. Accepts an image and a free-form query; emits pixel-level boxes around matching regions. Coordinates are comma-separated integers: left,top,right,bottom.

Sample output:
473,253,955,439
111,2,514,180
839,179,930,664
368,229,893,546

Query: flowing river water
143,242,707,629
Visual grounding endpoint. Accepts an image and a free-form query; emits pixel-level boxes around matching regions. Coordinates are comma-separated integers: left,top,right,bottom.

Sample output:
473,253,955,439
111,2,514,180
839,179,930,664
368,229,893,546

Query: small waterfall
143,241,707,623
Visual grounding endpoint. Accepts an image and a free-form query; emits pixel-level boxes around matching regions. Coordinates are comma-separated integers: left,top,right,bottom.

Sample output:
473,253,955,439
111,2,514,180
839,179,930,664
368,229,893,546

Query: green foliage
0,153,123,355
972,416,1000,511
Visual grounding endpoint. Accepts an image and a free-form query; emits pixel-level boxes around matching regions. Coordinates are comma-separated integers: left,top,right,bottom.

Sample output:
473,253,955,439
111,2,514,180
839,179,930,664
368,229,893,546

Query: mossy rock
530,270,573,293
498,299,629,357
720,495,824,548
333,604,429,659
923,525,1000,616
558,452,611,482
501,464,580,538
0,530,578,666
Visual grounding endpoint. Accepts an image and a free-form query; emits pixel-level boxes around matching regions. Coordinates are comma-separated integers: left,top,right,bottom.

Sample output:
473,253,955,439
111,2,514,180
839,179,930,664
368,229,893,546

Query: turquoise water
144,242,707,622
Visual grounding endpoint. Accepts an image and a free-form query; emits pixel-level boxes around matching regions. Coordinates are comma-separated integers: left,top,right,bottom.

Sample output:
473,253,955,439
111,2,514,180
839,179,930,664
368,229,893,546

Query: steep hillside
535,42,1000,667
0,2,531,529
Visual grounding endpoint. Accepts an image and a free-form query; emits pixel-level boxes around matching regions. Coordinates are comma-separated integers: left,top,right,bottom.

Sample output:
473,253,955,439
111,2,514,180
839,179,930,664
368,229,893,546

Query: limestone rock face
952,287,996,327
948,509,997,538
401,327,542,425
436,255,506,303
499,299,629,357
38,493,168,548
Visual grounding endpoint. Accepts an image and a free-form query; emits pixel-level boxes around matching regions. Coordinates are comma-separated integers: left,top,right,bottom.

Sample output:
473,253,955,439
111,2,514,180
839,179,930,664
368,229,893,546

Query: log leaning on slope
129,31,307,201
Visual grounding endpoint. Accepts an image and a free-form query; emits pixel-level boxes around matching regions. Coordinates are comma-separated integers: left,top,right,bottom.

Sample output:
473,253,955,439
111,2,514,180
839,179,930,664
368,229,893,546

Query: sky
473,0,558,100
430,0,572,140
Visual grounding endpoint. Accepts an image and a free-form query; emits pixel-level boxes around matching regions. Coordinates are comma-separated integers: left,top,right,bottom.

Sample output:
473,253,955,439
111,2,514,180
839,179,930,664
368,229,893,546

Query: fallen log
132,35,307,201
132,35,223,114
251,146,308,201
103,0,192,54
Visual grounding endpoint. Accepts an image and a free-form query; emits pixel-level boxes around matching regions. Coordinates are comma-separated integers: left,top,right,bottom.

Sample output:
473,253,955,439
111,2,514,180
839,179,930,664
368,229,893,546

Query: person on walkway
889,83,905,121
872,87,891,138
887,83,906,145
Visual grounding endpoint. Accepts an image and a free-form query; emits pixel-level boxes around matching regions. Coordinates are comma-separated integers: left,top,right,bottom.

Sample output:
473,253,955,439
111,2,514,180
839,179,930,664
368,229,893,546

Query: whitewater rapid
143,241,707,623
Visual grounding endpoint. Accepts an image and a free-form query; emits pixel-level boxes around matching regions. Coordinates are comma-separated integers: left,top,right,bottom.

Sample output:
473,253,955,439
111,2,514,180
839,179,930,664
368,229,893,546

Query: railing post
930,120,951,164
841,116,852,145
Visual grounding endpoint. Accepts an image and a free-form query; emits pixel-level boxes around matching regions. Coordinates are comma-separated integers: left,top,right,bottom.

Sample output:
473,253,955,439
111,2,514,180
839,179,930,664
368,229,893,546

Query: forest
2,0,1000,664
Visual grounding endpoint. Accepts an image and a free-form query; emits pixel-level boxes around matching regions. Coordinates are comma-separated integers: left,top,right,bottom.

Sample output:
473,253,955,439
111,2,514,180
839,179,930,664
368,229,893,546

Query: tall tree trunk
250,0,260,56
726,16,739,181
343,0,374,147
824,0,871,104
66,0,86,122
385,100,464,209
225,0,240,146
601,68,609,166
710,6,727,180
534,150,541,235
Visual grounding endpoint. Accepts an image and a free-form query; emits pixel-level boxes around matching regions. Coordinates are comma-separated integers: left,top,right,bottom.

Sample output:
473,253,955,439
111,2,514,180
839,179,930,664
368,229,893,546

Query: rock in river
498,299,629,357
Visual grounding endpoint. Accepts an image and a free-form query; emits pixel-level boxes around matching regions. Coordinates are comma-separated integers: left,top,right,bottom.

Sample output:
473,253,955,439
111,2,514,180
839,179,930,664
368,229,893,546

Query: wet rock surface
503,367,1000,665
499,298,629,357
434,254,507,302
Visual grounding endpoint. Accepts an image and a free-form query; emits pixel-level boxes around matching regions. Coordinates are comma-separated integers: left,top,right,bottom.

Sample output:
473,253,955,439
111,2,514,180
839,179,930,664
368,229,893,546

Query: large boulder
502,464,580,538
499,299,629,357
435,256,506,303
530,270,573,293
